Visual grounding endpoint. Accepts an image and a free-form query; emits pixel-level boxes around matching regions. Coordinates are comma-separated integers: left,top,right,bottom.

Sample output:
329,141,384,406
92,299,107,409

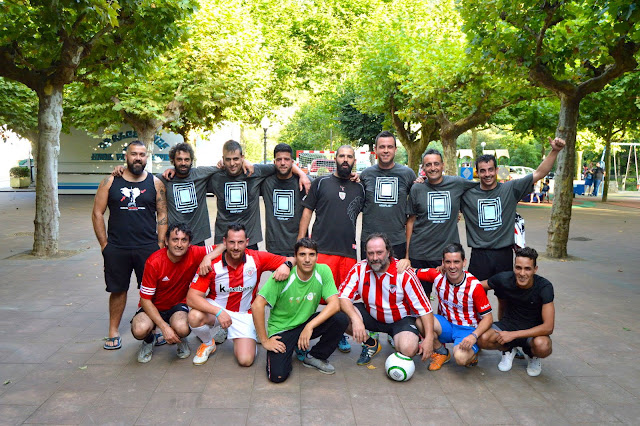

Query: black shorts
492,320,535,356
133,303,189,323
102,243,159,293
355,303,420,338
468,247,513,281
360,242,406,261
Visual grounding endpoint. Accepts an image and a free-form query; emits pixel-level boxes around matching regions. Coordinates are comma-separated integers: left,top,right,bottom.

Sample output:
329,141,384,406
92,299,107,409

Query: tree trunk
602,129,613,202
441,135,458,176
128,123,156,172
32,86,63,256
470,128,478,160
546,95,580,258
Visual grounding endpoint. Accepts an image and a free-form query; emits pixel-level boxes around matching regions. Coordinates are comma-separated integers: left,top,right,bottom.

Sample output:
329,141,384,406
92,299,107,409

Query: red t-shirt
415,268,491,327
140,245,214,311
190,249,285,313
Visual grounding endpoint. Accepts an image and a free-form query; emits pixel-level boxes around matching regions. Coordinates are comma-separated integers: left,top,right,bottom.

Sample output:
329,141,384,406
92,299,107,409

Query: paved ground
0,191,639,425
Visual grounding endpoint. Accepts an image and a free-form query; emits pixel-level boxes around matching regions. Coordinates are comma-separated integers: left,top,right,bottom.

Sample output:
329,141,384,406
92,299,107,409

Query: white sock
190,325,213,346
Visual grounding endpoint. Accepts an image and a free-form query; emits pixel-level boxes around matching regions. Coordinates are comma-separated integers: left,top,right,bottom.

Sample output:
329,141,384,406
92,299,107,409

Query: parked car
308,158,336,178
509,166,536,180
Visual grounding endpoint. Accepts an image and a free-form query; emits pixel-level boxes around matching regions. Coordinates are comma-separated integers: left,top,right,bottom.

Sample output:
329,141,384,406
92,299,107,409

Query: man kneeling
479,247,554,376
414,243,493,370
339,233,434,366
252,238,349,383
131,223,221,363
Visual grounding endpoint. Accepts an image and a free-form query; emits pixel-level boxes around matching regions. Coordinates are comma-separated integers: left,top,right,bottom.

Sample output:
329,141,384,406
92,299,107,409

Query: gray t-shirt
207,164,275,244
261,174,305,256
158,166,221,245
360,164,417,245
407,176,478,261
461,174,534,249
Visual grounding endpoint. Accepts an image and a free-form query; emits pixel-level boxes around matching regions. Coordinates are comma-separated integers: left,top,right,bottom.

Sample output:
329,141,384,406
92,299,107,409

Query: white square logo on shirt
427,191,451,221
173,182,198,214
273,189,294,218
478,198,502,228
374,177,398,205
224,181,248,211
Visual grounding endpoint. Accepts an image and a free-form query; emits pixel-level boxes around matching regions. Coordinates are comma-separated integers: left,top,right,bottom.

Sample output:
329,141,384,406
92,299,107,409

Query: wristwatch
284,260,293,269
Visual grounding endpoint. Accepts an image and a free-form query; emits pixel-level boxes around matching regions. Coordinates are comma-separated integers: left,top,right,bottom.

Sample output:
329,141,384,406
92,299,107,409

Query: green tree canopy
460,0,640,258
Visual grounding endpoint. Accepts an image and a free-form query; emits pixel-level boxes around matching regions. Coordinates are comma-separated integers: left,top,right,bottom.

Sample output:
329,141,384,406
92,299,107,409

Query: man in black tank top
92,141,168,350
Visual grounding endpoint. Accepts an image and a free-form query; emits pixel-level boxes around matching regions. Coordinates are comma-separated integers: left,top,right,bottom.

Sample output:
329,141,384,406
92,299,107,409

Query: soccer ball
385,352,415,381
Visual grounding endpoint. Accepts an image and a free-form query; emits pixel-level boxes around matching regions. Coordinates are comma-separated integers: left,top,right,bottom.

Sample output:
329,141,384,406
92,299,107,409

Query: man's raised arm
532,137,565,183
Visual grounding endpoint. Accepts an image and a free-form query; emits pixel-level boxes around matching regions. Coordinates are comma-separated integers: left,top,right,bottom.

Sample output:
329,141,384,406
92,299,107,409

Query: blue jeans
592,179,602,196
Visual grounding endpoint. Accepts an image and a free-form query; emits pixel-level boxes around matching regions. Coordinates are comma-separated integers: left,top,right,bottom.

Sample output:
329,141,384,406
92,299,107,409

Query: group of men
92,131,563,381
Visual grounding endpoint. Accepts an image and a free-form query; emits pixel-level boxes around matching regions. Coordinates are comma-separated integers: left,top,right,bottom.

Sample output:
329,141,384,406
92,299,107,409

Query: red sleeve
472,284,492,316
189,245,215,263
190,271,213,294
253,250,286,273
339,263,361,299
403,269,432,315
415,268,439,283
140,256,159,300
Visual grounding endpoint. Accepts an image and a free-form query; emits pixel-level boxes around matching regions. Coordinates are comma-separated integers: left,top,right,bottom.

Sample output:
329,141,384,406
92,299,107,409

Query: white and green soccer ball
385,352,415,381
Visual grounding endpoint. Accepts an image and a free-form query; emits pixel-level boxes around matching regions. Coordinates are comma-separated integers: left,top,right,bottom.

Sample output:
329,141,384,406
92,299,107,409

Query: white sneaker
212,326,228,344
526,356,542,376
176,339,190,359
137,340,154,363
498,348,517,372
193,342,216,365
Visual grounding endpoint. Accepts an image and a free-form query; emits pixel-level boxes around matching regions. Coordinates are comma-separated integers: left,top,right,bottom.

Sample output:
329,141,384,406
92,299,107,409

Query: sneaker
428,349,451,371
212,327,228,345
295,347,309,362
137,340,154,363
526,356,542,377
176,339,190,359
193,342,216,365
154,329,167,346
387,334,396,349
515,347,525,359
338,335,351,353
303,355,335,375
498,348,517,372
356,339,381,366
465,353,479,368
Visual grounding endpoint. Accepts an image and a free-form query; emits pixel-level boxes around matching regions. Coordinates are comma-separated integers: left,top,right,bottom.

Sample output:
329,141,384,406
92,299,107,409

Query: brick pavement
0,191,638,425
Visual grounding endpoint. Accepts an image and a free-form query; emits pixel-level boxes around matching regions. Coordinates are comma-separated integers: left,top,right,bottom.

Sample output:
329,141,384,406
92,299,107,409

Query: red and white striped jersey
190,249,285,313
339,258,432,323
415,268,491,327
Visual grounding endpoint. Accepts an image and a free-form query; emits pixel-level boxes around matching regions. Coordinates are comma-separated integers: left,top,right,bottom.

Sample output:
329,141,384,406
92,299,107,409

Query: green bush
9,166,30,178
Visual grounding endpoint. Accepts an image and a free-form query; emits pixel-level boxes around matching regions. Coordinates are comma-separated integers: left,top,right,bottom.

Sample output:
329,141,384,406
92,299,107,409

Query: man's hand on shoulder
162,168,176,181
396,258,412,273
111,165,125,177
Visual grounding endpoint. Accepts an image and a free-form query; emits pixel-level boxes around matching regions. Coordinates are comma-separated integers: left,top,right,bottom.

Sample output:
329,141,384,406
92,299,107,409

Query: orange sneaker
428,350,451,371
193,342,216,365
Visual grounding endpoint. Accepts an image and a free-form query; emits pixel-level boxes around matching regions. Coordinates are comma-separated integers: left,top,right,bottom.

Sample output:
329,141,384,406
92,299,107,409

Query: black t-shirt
107,173,157,248
488,271,554,329
302,175,365,259
261,174,305,256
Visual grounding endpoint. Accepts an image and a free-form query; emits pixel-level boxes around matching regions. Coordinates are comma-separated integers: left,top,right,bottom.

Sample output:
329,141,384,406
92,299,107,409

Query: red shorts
317,253,357,289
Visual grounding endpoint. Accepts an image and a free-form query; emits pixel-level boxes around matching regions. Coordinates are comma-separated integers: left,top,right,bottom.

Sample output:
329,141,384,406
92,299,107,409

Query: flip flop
103,336,122,350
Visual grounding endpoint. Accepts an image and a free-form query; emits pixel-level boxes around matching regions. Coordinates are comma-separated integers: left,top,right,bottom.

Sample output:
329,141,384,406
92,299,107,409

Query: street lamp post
480,141,486,155
261,116,271,164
